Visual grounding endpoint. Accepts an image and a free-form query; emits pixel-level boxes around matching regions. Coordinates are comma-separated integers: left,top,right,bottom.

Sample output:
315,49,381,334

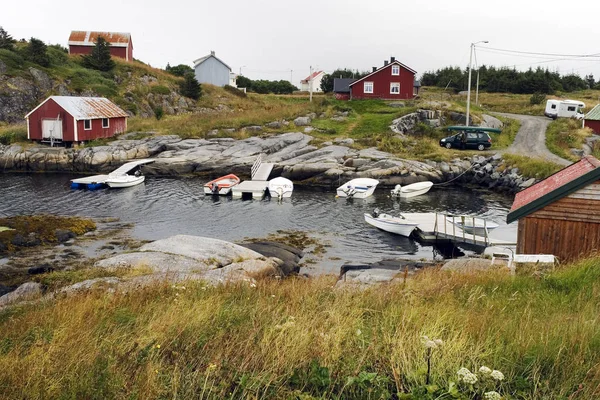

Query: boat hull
446,217,499,236
203,174,240,195
364,213,419,237
106,176,145,188
268,177,294,198
393,181,433,198
337,178,379,199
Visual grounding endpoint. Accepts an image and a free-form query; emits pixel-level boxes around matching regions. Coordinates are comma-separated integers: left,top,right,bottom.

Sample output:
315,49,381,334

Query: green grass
0,124,27,145
0,257,599,398
546,118,592,162
501,153,563,179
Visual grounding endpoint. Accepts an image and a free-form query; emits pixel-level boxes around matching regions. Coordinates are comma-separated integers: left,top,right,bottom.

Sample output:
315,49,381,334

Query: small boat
446,216,499,236
337,178,379,199
71,159,154,189
364,210,420,237
391,181,433,198
268,177,294,199
203,174,240,195
106,174,145,188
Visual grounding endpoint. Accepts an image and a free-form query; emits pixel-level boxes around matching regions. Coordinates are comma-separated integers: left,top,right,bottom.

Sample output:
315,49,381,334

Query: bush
154,106,164,120
25,38,50,67
179,73,202,100
47,45,68,66
223,85,247,98
0,48,25,71
0,126,27,145
530,92,546,105
150,85,171,95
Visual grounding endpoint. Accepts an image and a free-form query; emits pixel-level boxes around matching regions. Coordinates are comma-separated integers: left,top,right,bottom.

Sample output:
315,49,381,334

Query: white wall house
300,71,324,92
193,51,233,87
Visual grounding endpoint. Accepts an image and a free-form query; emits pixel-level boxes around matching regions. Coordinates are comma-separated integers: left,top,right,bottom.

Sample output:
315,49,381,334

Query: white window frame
84,119,92,130
390,82,400,94
364,81,374,94
102,118,110,128
391,65,400,76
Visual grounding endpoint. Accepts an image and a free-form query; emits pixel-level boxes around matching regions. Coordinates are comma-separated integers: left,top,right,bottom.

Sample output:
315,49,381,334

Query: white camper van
544,99,585,120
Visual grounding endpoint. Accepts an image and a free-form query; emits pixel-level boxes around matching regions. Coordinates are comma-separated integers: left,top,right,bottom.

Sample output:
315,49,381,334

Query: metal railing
251,154,262,180
433,213,491,246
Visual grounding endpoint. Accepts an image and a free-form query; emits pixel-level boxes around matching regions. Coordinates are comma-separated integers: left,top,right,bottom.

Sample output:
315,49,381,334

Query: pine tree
82,36,115,71
179,72,202,100
25,38,50,67
0,26,16,50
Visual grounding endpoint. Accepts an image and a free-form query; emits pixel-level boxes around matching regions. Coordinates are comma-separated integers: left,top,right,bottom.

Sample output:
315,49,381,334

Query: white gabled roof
25,96,129,120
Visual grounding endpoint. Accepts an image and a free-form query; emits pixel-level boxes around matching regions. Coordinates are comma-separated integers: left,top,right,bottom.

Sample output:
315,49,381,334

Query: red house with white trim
584,104,600,134
25,96,128,145
349,57,416,100
68,31,133,61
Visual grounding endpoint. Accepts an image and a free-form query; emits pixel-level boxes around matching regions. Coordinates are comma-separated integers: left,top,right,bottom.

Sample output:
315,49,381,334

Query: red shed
349,58,416,100
584,104,600,134
25,96,128,145
68,31,133,61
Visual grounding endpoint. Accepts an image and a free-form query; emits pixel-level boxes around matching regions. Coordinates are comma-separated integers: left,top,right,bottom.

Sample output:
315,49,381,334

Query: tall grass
500,153,563,179
546,118,592,162
0,258,599,398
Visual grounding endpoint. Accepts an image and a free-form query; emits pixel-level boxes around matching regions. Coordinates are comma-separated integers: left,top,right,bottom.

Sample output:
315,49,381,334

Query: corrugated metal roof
25,96,128,120
301,71,324,83
585,104,600,121
507,155,600,223
68,31,131,47
333,78,355,93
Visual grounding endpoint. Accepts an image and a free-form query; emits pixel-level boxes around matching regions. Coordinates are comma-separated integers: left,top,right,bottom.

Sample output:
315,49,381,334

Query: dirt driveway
495,113,571,166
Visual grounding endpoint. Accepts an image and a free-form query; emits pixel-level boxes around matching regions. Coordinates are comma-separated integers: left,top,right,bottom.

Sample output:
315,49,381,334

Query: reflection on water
0,173,517,273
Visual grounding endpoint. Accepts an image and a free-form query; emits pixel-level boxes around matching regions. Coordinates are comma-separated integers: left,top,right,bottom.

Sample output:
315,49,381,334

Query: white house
193,51,234,87
300,71,324,92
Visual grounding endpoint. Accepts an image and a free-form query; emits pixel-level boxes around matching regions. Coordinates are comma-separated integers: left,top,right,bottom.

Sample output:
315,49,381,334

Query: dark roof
414,80,422,87
506,156,600,224
333,78,355,93
349,60,417,87
586,104,600,121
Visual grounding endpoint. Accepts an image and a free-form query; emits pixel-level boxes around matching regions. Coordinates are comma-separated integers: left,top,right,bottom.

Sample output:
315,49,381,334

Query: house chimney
391,56,395,62
384,60,389,66
211,50,215,56
372,67,377,72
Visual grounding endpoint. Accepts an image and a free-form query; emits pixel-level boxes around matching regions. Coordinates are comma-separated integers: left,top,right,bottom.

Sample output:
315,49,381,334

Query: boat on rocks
268,177,294,199
391,181,433,198
337,178,379,199
203,174,240,195
71,159,155,190
364,209,420,237
446,216,499,236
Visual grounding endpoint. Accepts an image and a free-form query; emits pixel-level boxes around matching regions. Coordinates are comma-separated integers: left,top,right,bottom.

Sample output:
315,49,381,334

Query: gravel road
495,113,571,166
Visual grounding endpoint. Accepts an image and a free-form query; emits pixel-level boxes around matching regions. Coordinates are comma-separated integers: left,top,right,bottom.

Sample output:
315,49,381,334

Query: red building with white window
349,58,416,100
25,96,128,145
68,31,133,61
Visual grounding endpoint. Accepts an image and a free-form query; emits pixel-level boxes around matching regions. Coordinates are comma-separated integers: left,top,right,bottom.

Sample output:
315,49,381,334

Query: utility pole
290,69,293,85
309,65,313,102
466,40,488,127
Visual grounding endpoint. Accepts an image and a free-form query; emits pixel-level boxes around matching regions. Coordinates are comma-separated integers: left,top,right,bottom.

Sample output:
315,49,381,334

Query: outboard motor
372,208,380,218
211,183,219,194
391,184,402,197
343,185,356,198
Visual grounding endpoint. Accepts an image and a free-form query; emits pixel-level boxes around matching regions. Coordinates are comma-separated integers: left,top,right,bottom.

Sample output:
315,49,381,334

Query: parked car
439,126,501,151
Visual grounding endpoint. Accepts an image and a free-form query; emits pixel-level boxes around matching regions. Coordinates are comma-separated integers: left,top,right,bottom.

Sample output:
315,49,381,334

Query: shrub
179,73,202,100
153,106,164,120
0,126,27,145
150,85,171,95
223,85,247,98
0,48,25,71
25,38,50,67
530,92,546,105
82,36,115,72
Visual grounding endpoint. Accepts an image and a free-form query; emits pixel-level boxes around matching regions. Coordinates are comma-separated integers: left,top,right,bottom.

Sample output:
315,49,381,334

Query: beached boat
268,177,294,199
364,210,420,237
203,174,240,195
446,216,499,236
391,181,433,198
71,159,155,189
336,178,379,199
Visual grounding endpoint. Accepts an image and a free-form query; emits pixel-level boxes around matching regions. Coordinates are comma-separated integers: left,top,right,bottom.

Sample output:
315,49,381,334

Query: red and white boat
203,174,240,195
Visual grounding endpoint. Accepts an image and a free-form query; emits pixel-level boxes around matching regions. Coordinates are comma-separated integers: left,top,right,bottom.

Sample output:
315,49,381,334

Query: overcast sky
4,0,600,85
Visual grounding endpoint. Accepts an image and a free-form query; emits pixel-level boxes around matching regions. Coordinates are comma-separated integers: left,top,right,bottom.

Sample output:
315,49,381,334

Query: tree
236,75,252,90
585,74,595,89
82,36,115,71
180,72,202,99
25,38,50,67
166,63,193,77
320,68,362,92
0,26,15,50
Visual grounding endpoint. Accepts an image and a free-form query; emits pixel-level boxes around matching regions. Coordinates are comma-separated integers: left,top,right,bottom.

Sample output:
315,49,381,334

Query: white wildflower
250,283,257,288
433,338,444,347
356,329,362,336
483,391,502,400
491,370,504,381
424,340,437,349
457,367,471,378
457,368,478,384
479,366,492,375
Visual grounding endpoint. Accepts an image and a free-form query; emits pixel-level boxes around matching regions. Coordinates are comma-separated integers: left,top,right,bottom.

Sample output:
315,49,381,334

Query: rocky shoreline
0,132,535,192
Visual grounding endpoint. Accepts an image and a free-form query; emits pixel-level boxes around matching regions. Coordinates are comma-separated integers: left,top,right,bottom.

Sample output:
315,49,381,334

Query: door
465,132,479,149
42,119,63,140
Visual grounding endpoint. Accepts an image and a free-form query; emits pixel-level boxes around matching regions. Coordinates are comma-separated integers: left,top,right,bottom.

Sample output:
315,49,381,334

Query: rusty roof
301,71,324,83
68,31,131,47
507,155,600,223
25,96,128,120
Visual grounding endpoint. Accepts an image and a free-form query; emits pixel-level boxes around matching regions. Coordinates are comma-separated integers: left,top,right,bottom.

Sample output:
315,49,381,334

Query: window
102,118,109,128
84,119,91,130
364,81,373,93
391,65,400,75
390,83,400,94
551,104,557,109
567,106,576,112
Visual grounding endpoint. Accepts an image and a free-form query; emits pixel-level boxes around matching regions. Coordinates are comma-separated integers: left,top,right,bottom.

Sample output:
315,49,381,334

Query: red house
68,31,133,61
25,96,128,145
349,57,416,100
584,104,600,134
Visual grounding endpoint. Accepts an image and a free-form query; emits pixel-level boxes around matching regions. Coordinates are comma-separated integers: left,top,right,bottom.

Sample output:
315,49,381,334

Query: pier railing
433,213,492,246
251,154,262,180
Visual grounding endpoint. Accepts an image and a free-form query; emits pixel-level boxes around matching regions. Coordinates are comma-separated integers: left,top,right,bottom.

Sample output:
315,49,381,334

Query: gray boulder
0,282,43,306
294,116,311,126
240,241,304,276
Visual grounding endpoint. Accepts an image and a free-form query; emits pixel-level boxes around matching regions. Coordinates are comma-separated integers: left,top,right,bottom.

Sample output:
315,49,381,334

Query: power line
478,46,600,58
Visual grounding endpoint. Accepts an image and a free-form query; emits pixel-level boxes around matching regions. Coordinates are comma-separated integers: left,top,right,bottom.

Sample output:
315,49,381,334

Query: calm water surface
0,173,517,273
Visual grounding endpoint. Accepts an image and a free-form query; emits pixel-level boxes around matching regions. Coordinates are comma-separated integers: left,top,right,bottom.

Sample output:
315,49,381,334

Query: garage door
42,119,63,140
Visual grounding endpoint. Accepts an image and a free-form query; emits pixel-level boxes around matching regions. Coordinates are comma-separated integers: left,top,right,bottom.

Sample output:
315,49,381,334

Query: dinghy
203,174,240,195
71,159,154,189
446,216,499,236
391,181,433,198
336,178,379,199
268,177,294,199
364,210,420,237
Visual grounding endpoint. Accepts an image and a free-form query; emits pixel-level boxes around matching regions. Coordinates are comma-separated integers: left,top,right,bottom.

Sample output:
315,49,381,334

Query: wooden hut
507,155,600,262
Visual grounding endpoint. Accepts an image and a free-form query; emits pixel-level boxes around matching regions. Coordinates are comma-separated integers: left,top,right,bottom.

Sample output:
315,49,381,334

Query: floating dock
232,155,274,199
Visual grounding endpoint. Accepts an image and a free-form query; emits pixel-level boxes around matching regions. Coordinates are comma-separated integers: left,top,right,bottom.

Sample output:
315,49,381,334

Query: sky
4,0,600,85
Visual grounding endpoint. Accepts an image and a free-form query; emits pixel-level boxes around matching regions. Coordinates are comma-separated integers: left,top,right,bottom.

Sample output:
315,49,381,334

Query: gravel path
495,113,571,166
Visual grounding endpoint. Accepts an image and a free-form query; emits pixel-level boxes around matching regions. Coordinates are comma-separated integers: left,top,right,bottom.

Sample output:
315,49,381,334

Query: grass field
545,119,594,162
0,257,598,399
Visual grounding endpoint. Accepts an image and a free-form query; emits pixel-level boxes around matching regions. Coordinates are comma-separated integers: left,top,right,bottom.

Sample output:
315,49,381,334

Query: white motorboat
446,216,499,236
106,174,145,188
71,159,154,189
203,174,240,195
268,177,294,199
336,178,379,199
364,210,420,237
391,181,433,198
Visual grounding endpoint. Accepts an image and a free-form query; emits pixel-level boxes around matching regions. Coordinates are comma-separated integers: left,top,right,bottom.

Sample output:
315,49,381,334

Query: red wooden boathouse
68,31,133,61
25,96,128,145
349,58,416,100
584,104,600,134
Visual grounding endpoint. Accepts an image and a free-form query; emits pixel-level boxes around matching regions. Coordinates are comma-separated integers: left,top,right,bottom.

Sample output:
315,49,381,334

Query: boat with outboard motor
364,209,420,237
71,159,155,189
391,181,433,198
268,177,294,199
336,178,379,199
446,216,499,236
203,174,240,195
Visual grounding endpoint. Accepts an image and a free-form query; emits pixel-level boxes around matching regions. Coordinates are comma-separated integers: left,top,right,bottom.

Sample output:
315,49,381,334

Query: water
0,173,517,274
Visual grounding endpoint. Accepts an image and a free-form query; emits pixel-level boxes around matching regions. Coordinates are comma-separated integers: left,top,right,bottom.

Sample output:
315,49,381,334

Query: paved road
495,113,571,166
